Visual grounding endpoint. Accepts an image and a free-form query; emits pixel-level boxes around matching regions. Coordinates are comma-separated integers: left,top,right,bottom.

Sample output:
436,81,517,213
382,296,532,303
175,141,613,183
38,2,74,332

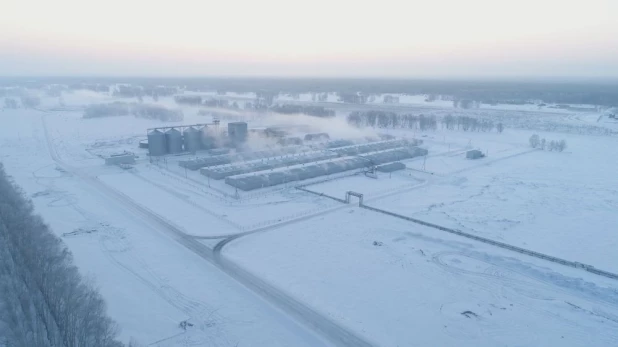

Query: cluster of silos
147,125,216,156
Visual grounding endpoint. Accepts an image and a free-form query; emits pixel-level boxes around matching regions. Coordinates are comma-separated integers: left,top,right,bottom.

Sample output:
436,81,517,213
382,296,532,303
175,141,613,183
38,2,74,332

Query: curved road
41,114,376,347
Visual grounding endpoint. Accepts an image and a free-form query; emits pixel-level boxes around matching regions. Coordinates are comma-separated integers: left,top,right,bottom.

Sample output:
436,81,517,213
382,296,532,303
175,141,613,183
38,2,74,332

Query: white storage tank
147,129,167,156
183,126,201,153
166,128,183,154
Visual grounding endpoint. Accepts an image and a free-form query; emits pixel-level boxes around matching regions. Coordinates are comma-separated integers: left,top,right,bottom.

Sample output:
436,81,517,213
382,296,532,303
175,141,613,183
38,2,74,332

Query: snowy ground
224,208,618,347
1,90,617,346
370,133,618,272
0,110,332,346
300,171,425,201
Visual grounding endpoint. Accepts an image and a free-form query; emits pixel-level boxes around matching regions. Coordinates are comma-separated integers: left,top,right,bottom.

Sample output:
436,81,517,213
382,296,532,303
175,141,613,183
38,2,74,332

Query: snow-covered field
1,89,617,346
225,208,618,347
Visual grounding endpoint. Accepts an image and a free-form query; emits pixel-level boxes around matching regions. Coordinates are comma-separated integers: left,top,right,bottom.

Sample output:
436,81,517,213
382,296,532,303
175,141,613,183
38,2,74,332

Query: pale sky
1,0,617,78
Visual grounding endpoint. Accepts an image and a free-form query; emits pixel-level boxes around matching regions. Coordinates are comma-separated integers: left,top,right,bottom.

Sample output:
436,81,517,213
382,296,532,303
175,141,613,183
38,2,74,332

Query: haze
1,0,617,77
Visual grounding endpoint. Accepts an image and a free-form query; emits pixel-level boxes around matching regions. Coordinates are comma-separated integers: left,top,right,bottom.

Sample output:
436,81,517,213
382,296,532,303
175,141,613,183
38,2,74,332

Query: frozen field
0,109,331,346
224,207,618,347
370,134,618,272
1,88,617,346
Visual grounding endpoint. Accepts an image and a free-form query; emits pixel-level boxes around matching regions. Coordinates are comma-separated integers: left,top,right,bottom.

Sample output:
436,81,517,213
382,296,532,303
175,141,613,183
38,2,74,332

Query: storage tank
228,122,248,146
200,126,216,149
183,126,201,153
147,129,167,156
166,128,183,154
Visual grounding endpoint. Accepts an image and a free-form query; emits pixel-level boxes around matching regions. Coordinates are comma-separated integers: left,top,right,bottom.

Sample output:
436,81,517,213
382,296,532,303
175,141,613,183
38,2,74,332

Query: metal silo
166,128,183,154
200,126,216,149
183,126,201,153
147,129,167,156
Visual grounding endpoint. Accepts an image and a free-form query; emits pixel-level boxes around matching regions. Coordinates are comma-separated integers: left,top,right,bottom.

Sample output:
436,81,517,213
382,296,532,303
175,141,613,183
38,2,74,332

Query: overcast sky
1,0,617,78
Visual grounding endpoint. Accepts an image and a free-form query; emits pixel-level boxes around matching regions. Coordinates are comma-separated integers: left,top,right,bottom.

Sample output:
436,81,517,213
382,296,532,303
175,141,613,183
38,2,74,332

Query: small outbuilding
304,132,330,141
466,149,484,159
105,153,136,165
376,162,406,173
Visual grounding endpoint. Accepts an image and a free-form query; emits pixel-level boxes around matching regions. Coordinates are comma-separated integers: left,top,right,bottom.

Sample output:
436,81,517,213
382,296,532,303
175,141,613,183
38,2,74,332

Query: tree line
270,104,335,118
347,111,504,133
2,96,41,109
84,102,183,122
0,164,123,347
529,134,567,151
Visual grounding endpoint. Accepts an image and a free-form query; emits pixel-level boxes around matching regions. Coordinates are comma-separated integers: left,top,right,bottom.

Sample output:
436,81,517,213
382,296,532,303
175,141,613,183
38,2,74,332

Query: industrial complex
135,121,428,192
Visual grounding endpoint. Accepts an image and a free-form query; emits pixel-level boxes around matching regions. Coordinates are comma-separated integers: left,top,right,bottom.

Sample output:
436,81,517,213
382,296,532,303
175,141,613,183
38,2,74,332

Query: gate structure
345,191,364,206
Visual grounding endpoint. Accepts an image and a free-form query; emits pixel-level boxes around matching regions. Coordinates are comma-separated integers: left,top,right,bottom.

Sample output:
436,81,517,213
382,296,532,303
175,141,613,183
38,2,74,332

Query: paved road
41,114,376,347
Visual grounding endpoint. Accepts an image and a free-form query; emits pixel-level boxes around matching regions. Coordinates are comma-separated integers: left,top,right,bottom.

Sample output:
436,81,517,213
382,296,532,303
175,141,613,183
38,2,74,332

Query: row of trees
529,134,567,151
2,96,41,109
442,114,504,132
347,111,504,133
84,102,183,122
0,164,123,347
270,104,335,118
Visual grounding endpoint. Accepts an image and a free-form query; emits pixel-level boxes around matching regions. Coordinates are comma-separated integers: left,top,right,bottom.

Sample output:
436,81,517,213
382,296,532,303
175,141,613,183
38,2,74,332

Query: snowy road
41,115,375,347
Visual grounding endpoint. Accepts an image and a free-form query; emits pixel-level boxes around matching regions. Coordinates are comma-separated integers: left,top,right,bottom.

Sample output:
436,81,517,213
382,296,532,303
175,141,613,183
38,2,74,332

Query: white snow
1,89,617,347
224,208,618,347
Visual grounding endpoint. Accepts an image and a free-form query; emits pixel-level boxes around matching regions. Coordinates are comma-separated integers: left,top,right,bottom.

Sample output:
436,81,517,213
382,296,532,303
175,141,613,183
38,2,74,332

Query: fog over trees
270,104,335,118
0,164,123,347
84,102,183,122
529,134,567,151
347,111,503,133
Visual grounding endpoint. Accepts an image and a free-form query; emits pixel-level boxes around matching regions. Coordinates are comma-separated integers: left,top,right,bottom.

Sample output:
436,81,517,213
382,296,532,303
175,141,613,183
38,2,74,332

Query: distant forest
2,77,618,106
84,102,183,122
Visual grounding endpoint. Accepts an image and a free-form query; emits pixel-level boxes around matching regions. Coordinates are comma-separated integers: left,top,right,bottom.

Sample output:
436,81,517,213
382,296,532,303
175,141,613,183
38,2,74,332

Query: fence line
358,203,618,280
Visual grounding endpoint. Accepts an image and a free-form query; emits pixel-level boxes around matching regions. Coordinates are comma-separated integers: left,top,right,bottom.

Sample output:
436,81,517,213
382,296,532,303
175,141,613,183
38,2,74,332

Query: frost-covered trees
84,102,130,118
84,102,183,122
174,95,202,105
4,98,18,109
0,164,123,347
347,111,499,132
270,104,335,118
20,96,41,109
529,133,566,152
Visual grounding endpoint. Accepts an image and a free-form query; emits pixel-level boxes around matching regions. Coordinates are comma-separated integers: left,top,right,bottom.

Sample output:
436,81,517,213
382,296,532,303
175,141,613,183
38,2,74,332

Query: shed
105,154,136,166
304,132,330,141
376,162,406,173
466,149,484,159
